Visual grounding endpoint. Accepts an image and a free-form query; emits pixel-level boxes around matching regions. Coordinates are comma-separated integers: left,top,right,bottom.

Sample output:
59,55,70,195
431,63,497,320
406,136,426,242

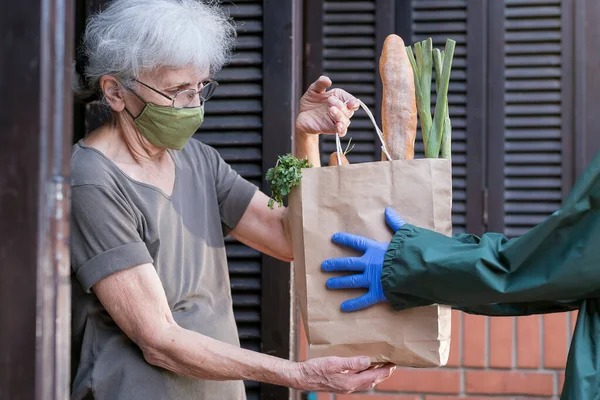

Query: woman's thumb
342,356,371,372
308,75,332,94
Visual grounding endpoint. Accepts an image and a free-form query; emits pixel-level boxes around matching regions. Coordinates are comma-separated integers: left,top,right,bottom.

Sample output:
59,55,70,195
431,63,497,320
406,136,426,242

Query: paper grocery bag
289,158,452,367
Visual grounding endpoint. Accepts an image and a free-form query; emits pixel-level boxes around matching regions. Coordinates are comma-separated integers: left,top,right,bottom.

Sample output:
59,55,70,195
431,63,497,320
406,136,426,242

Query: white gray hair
74,0,236,103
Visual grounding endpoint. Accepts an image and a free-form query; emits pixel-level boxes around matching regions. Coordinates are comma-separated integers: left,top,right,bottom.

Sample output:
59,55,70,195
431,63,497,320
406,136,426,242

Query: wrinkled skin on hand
291,356,395,394
296,75,361,137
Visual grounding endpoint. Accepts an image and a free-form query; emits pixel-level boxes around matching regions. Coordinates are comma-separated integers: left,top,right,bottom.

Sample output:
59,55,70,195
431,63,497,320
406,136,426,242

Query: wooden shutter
318,0,386,165
308,0,468,234
311,0,473,234
502,0,567,237
409,0,469,233
197,2,263,399
406,0,571,237
199,0,263,373
199,1,298,399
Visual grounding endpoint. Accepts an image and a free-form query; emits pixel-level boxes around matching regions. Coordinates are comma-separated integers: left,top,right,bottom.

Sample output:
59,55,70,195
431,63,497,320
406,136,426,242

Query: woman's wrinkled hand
289,356,395,394
296,75,360,137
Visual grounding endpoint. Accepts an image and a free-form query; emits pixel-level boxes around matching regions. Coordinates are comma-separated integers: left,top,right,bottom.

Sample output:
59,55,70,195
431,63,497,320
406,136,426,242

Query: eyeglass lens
173,81,217,108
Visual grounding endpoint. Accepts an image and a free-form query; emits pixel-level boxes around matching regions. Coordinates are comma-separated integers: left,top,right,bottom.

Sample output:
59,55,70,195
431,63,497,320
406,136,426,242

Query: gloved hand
322,207,406,312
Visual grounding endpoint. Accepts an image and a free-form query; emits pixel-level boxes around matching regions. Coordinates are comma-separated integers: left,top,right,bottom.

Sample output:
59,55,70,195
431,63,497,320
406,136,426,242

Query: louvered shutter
410,0,468,234
502,0,565,237
196,2,263,398
316,0,470,233
320,0,381,165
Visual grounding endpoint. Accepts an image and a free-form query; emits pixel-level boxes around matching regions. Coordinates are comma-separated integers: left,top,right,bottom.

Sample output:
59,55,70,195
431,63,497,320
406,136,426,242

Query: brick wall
298,309,578,399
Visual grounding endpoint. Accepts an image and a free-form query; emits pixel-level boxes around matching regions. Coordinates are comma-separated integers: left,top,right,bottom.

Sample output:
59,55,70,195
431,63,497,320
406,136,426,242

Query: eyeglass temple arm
134,79,174,102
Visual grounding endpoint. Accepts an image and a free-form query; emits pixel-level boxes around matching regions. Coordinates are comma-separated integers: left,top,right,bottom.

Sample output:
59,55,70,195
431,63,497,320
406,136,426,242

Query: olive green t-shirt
70,138,257,400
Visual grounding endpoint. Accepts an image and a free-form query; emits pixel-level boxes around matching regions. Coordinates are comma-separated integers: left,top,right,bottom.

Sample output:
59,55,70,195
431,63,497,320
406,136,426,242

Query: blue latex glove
322,207,406,312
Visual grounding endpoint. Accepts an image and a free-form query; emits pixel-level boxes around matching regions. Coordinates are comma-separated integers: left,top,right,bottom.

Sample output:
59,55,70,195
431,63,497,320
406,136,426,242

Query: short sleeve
209,148,258,235
70,184,153,293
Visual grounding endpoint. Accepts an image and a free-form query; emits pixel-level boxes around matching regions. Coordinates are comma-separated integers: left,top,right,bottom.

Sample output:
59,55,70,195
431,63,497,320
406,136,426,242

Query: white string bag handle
335,99,392,165
335,128,344,165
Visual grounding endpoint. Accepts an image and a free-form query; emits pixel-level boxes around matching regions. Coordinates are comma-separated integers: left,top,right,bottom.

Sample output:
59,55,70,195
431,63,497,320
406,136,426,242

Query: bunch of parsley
265,154,311,209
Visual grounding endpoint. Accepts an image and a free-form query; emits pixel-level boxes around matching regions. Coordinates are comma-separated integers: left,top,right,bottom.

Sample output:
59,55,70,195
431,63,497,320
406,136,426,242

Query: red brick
466,370,554,396
489,317,514,368
571,310,578,334
463,313,487,367
375,369,460,394
543,313,568,369
426,397,513,400
337,395,419,400
516,315,540,368
558,372,565,393
446,309,461,367
514,398,555,400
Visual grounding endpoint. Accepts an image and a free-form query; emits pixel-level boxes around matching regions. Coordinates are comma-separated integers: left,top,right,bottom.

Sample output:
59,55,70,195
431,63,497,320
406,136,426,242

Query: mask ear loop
336,99,392,164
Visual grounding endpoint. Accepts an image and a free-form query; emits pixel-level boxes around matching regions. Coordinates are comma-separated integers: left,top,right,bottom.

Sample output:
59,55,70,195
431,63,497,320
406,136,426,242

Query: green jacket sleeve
381,151,600,312
561,298,600,399
454,301,579,317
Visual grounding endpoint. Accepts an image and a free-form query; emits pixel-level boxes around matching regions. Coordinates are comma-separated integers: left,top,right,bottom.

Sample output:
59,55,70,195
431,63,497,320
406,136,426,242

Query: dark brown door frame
0,0,74,399
485,0,506,234
303,0,323,91
261,0,301,398
561,0,575,196
465,0,488,236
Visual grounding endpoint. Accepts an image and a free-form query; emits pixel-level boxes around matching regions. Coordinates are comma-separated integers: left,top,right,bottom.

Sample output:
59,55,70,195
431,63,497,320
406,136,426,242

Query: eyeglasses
133,78,218,109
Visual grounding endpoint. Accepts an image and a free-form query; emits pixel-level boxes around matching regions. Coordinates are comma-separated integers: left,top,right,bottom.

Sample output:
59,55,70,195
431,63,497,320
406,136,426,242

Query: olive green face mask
123,80,205,150
126,102,204,150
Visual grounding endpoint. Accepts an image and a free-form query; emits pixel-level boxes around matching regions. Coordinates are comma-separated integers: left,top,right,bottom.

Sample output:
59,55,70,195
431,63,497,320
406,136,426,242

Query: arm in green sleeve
451,235,580,316
381,151,600,312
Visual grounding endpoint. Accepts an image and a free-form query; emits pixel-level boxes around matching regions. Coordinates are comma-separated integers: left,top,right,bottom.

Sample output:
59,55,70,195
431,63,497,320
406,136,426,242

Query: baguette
379,34,417,160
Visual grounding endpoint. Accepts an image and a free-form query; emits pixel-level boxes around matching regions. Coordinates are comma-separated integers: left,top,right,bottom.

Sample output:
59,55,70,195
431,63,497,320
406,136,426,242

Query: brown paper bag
289,157,453,367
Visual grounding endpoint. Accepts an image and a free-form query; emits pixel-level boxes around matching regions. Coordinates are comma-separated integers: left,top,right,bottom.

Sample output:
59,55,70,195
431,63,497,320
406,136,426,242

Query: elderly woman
70,0,394,399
